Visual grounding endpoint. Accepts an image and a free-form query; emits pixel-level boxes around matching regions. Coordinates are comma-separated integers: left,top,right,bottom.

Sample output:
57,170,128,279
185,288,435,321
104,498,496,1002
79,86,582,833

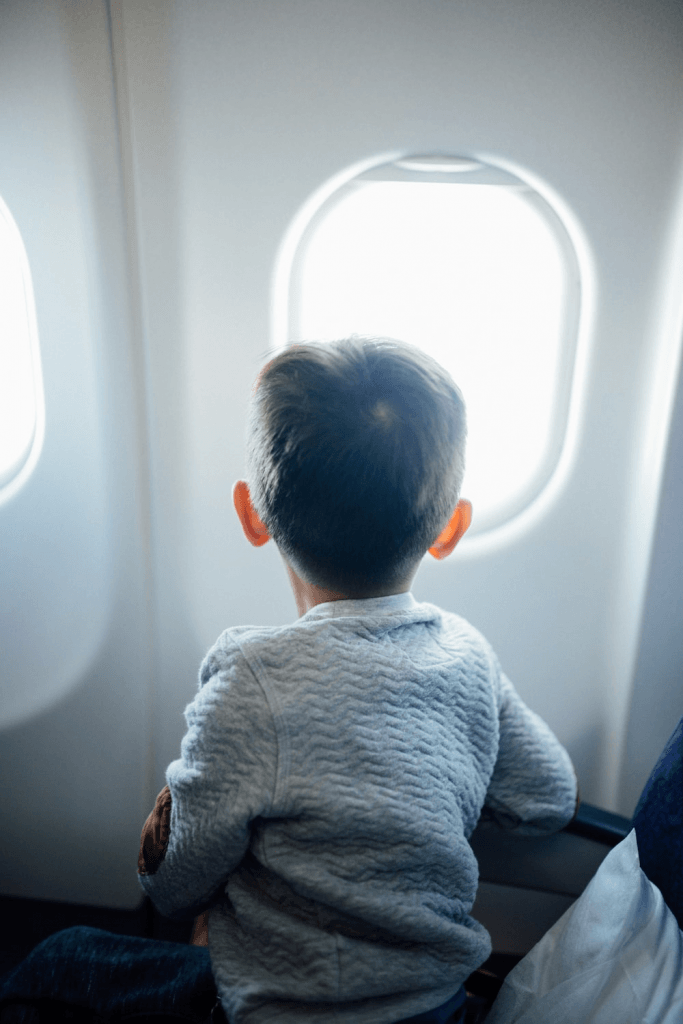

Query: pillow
485,829,683,1024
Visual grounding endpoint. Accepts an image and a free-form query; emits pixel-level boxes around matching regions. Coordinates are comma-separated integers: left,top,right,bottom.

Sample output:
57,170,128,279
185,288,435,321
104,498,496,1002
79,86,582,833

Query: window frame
0,193,44,503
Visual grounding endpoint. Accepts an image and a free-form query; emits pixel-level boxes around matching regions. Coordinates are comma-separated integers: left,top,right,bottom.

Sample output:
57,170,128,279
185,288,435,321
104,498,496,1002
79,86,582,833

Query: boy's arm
482,671,578,835
137,645,278,919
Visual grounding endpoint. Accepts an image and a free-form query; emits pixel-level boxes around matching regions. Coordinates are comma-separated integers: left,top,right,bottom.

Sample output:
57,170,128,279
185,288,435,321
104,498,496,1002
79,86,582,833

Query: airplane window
0,194,43,500
288,157,580,534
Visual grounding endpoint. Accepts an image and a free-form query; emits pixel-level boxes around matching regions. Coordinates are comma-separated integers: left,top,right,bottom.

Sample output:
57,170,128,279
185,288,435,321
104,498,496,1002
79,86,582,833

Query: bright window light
289,158,579,533
0,195,43,496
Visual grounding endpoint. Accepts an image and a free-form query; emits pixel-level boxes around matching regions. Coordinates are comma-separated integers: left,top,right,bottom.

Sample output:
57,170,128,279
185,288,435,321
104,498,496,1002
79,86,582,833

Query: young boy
138,338,578,1024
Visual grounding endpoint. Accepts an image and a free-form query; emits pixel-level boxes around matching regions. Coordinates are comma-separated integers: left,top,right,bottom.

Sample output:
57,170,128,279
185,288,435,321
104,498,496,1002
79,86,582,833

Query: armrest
469,802,632,955
470,802,631,897
562,802,631,847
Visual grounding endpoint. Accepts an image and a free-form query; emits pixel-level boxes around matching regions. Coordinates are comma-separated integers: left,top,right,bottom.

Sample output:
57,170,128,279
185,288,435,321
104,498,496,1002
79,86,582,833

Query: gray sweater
139,593,577,1024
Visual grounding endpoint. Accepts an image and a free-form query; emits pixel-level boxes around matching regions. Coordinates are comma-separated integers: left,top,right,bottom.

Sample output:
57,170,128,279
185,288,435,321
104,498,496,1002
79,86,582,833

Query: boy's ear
428,500,472,560
233,480,271,547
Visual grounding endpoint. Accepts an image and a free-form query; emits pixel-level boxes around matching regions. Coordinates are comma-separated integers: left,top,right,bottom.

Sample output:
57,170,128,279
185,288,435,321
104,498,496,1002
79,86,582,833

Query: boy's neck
283,561,413,618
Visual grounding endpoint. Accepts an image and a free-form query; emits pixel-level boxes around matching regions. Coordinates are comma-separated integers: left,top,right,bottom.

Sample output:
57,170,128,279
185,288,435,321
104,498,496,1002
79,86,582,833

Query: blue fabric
632,715,683,929
0,926,466,1024
0,926,217,1022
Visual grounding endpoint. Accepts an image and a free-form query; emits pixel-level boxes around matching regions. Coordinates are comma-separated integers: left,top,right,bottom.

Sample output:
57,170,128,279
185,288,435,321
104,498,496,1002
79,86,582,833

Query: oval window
0,194,43,500
287,157,580,534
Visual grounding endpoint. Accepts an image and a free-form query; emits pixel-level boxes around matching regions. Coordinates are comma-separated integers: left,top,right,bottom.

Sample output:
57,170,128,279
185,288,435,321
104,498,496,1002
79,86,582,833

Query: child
137,338,578,1024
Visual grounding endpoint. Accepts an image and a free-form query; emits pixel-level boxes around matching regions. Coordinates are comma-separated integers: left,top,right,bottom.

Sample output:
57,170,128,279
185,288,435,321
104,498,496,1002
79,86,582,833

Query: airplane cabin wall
0,0,682,908
618,336,683,816
0,0,153,906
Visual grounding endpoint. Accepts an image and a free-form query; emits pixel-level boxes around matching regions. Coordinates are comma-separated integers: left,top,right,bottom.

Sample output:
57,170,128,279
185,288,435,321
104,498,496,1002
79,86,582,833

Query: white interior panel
0,0,151,906
122,0,683,811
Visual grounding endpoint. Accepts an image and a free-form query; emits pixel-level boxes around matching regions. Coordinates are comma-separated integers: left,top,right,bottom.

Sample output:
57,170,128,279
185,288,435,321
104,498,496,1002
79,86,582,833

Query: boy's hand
190,910,210,946
137,785,172,876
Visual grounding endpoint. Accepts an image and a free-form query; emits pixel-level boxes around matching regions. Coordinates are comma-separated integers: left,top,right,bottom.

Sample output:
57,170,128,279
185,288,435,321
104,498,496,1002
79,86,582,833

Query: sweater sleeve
482,669,578,835
138,636,279,919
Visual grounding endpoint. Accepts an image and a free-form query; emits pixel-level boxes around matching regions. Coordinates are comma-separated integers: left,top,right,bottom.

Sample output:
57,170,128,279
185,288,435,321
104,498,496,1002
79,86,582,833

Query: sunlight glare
294,181,567,529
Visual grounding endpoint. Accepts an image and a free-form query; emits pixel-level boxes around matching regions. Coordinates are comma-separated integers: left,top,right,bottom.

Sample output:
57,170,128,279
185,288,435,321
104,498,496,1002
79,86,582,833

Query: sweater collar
301,592,419,621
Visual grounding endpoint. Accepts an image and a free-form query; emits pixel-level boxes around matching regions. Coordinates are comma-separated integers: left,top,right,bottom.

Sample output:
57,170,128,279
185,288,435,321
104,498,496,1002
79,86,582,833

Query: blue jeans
0,925,466,1023
0,926,218,1022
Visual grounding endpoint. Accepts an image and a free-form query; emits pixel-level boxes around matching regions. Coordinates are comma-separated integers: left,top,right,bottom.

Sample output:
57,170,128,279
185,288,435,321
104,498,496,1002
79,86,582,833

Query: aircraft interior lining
1,0,682,1018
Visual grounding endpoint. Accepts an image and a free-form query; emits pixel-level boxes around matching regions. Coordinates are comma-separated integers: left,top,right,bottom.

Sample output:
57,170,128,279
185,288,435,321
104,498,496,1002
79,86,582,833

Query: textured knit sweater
139,593,577,1024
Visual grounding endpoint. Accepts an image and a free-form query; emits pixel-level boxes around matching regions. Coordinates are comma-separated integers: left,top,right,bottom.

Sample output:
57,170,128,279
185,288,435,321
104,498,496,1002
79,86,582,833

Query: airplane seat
461,801,631,1021
464,714,683,1020
630,715,683,930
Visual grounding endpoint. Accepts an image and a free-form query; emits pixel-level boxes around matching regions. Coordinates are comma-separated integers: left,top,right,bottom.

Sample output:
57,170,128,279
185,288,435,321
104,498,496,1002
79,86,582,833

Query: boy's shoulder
198,595,500,690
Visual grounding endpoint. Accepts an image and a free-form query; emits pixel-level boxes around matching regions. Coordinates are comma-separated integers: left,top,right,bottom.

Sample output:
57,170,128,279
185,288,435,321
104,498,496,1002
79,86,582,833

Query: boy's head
243,337,468,595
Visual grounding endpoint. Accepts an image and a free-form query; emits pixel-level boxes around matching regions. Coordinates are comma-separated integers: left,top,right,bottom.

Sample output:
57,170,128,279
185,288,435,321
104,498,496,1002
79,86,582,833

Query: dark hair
246,337,467,593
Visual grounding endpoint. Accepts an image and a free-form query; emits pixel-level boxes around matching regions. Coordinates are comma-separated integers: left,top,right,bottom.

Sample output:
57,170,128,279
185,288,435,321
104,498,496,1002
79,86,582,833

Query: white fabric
486,829,683,1024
